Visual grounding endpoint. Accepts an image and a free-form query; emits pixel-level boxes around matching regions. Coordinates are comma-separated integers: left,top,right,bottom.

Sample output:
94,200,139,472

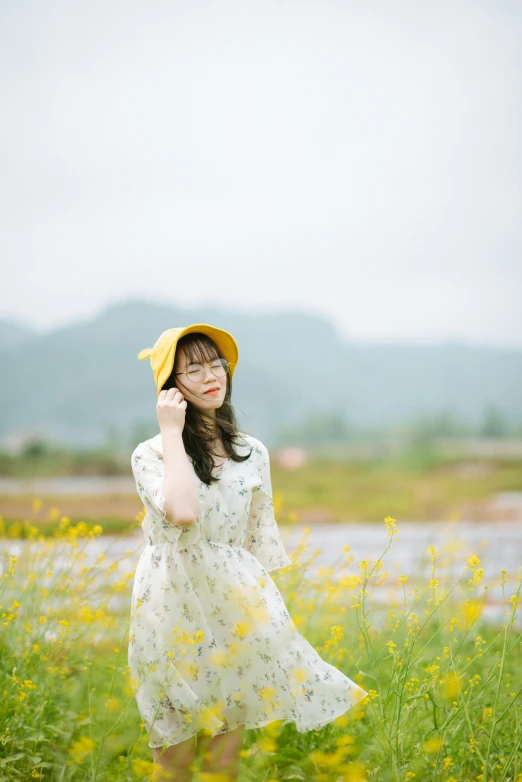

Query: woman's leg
199,723,246,780
151,734,198,782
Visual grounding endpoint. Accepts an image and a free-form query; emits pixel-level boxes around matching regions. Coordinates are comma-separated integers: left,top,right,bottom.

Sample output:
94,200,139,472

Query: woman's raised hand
156,388,187,435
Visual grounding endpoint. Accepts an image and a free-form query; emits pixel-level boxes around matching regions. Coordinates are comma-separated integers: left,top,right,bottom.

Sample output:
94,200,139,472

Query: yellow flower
131,759,155,777
198,704,225,732
384,515,398,537
257,737,278,753
423,737,442,754
257,686,276,703
231,620,253,639
442,671,463,699
462,599,482,624
309,749,345,767
335,735,355,748
70,736,96,764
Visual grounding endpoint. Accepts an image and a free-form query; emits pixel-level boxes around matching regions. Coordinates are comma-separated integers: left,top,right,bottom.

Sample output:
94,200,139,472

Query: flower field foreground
0,508,521,781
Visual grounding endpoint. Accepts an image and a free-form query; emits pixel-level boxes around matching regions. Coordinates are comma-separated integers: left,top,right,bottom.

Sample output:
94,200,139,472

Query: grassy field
1,516,521,781
1,453,521,536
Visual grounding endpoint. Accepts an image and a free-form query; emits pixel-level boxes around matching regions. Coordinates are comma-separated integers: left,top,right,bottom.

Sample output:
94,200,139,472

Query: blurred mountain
0,299,521,449
0,318,40,350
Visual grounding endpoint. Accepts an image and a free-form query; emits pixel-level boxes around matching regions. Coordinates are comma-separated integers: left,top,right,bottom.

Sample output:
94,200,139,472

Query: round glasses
175,357,230,383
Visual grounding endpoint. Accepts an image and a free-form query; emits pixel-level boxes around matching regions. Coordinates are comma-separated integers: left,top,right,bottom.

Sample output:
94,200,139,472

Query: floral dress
128,431,368,749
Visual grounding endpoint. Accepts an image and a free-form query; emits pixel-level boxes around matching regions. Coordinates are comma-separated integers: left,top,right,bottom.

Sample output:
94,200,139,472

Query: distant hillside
0,318,40,350
0,299,520,449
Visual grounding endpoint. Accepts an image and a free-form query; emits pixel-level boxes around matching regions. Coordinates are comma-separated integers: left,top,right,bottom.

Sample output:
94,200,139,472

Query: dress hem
147,689,369,749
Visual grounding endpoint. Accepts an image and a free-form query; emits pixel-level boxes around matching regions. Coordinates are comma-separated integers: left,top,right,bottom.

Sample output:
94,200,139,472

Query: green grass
270,455,522,523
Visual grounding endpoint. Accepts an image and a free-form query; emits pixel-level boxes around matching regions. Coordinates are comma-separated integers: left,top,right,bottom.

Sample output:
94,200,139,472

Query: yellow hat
138,323,239,396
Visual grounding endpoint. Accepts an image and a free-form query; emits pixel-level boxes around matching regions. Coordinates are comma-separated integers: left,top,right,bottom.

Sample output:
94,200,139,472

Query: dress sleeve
131,442,187,547
243,443,292,572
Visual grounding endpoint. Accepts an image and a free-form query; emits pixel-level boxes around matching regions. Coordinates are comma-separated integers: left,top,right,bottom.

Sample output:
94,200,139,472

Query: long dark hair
161,332,252,485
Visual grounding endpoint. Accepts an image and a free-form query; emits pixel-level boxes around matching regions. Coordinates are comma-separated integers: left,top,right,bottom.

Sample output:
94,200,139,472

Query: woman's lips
204,388,219,394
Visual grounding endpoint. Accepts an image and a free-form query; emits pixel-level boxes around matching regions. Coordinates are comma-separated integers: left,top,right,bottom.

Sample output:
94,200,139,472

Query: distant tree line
1,404,521,461
275,404,522,448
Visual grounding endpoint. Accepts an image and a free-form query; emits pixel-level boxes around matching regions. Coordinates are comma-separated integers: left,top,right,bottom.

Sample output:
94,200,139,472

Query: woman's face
174,346,227,412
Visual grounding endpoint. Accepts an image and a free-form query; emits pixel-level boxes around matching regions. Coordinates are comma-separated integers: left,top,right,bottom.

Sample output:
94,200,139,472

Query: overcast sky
1,0,521,347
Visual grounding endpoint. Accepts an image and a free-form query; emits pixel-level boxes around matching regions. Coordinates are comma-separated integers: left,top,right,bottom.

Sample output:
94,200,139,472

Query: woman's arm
161,430,199,526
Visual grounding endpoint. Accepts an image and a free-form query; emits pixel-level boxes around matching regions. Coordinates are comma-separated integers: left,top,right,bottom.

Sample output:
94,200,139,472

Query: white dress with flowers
128,431,368,749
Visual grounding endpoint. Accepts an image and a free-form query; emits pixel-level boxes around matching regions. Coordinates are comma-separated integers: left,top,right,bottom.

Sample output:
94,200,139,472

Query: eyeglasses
175,357,230,383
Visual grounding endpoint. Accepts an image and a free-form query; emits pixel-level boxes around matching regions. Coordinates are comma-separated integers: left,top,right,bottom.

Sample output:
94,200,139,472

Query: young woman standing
128,323,368,781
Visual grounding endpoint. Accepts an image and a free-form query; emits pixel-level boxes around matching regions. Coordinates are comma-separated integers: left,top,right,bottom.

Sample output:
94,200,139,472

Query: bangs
178,335,221,368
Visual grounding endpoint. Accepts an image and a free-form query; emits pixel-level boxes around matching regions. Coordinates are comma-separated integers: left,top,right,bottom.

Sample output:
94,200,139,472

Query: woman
128,323,368,781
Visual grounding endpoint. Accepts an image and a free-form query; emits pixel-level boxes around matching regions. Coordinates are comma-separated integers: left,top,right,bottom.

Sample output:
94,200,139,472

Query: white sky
1,0,521,346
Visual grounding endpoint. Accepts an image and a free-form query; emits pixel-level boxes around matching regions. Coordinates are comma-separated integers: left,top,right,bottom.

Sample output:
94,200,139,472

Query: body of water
2,520,521,627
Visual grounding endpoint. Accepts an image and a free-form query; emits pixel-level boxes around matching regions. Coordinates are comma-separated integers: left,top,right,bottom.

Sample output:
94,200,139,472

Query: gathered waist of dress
147,538,244,552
